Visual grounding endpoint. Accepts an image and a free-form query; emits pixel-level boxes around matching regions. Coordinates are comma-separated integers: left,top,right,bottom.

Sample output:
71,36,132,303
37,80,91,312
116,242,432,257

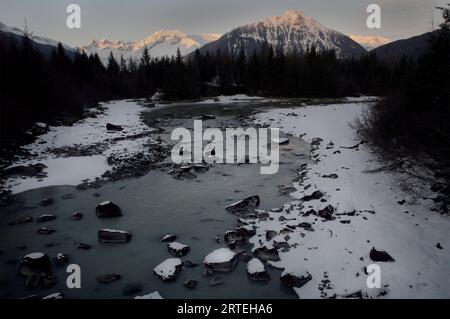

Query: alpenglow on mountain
80,30,221,63
197,10,367,58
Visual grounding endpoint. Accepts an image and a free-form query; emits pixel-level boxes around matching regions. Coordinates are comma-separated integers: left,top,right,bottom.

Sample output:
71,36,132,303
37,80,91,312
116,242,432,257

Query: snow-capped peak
348,34,392,51
199,10,367,58
80,29,220,63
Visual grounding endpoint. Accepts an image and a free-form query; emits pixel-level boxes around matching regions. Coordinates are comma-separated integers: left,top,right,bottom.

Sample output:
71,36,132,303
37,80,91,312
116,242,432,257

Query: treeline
362,5,450,170
1,31,415,138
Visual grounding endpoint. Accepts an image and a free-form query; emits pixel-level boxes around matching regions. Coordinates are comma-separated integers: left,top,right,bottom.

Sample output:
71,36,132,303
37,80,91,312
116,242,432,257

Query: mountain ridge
196,10,367,58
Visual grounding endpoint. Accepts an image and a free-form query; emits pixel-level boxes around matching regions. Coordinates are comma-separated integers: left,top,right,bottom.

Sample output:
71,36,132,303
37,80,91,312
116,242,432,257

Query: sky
0,0,447,47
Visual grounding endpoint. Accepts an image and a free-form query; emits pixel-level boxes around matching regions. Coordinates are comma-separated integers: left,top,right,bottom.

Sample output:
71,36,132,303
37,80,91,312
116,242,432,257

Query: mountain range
79,30,221,63
0,10,437,64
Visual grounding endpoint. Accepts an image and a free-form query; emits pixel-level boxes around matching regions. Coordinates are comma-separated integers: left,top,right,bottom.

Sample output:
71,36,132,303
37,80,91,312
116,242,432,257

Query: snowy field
252,99,450,298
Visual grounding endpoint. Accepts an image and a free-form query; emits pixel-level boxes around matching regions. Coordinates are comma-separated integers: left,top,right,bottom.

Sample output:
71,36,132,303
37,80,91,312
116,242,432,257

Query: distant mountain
348,35,391,51
197,10,367,58
80,30,221,64
0,22,75,58
372,31,439,63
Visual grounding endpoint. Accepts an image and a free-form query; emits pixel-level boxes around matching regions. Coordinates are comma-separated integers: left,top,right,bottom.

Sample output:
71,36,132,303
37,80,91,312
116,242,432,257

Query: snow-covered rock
280,267,312,288
160,234,177,242
18,252,52,277
168,242,190,257
95,201,122,218
203,248,238,272
247,258,270,281
153,258,183,282
225,195,260,214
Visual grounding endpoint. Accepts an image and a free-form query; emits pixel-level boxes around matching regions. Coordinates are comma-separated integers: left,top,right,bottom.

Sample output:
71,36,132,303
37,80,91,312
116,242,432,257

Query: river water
0,99,310,299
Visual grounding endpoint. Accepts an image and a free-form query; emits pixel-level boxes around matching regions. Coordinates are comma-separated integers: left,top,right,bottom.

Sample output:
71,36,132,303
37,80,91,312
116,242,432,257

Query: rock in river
280,267,312,288
369,247,395,262
36,214,57,223
253,246,280,262
247,258,270,281
18,252,52,277
160,234,177,242
203,248,238,272
95,201,122,218
168,242,190,257
183,279,197,289
97,273,122,284
98,229,132,243
8,217,33,226
37,227,55,235
40,198,54,206
225,195,260,214
55,253,69,266
70,212,83,221
153,258,183,282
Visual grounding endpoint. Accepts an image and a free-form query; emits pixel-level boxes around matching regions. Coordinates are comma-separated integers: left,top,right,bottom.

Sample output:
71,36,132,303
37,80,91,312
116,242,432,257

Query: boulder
203,248,238,272
36,214,56,223
98,229,132,243
224,226,256,243
210,276,223,287
160,234,177,242
369,247,395,262
167,242,190,257
55,253,69,266
265,230,278,241
40,198,54,206
301,190,324,201
253,246,280,262
272,138,290,145
281,267,312,288
37,227,55,235
77,243,92,250
317,205,334,220
153,258,183,282
70,212,83,221
31,122,48,135
183,279,197,289
18,252,52,277
247,258,270,281
95,201,122,218
225,195,260,214
106,123,123,131
97,273,122,284
198,114,216,120
184,260,198,268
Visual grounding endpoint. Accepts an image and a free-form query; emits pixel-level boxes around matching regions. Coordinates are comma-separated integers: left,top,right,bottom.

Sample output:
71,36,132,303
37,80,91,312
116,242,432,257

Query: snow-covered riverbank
2,101,154,194
251,99,450,298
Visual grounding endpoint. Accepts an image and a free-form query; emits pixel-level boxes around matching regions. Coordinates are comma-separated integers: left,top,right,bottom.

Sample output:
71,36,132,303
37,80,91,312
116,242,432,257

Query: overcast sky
0,0,447,47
